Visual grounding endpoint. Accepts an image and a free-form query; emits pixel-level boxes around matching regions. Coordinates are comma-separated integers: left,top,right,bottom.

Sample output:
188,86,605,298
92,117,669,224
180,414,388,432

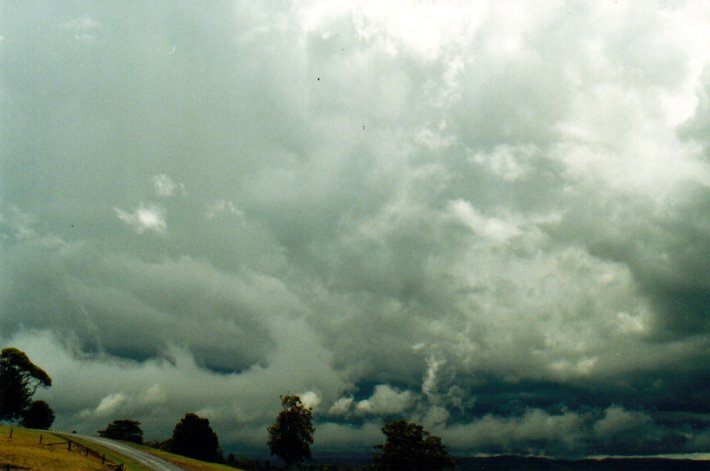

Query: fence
2,428,124,470
44,434,125,470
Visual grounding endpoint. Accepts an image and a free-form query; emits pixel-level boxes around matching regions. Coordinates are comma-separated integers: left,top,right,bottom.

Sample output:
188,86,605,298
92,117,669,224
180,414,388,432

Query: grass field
0,425,242,471
132,445,242,471
0,425,130,470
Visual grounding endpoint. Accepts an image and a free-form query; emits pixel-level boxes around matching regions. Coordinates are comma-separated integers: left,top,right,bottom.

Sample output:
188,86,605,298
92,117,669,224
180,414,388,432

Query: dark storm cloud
2,0,710,457
0,226,277,371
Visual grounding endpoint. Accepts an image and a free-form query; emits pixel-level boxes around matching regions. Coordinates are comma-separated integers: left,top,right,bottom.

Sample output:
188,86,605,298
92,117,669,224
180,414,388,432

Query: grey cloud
0,222,278,372
593,406,653,438
3,0,710,458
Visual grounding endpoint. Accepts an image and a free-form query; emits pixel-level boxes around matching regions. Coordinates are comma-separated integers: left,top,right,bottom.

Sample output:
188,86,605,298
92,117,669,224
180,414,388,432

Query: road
56,433,185,471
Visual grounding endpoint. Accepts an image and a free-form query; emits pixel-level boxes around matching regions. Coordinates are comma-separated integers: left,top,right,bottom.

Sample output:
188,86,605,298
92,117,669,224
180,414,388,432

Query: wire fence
1,427,124,470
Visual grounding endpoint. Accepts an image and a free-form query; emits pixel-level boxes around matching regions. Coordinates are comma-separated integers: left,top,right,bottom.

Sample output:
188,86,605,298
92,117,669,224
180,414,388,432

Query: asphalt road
57,433,185,471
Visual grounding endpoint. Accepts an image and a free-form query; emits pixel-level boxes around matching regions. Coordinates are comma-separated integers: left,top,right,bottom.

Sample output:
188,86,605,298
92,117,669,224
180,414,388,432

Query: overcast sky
2,0,710,459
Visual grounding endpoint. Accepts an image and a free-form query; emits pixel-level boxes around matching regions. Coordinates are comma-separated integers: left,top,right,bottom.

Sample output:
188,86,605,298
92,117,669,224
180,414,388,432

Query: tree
267,395,315,468
98,419,144,444
372,420,455,471
171,413,221,462
20,400,55,429
0,347,52,422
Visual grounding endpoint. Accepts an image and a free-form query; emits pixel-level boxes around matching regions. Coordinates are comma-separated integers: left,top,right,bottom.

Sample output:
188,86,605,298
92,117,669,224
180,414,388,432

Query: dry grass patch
0,425,242,471
0,425,110,470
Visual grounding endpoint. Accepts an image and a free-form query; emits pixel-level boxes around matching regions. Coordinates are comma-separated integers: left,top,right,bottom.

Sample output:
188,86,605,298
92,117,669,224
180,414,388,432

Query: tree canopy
373,420,455,471
0,347,52,422
98,419,144,444
171,413,222,463
267,395,315,468
20,400,55,430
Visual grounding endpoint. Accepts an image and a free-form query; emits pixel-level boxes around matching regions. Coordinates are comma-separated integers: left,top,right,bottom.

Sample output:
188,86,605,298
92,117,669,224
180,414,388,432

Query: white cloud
470,144,540,181
328,396,354,416
355,384,416,415
448,199,522,243
350,1,481,61
91,392,128,418
152,174,184,198
421,350,446,401
138,384,166,406
205,199,242,219
114,203,167,234
299,390,321,410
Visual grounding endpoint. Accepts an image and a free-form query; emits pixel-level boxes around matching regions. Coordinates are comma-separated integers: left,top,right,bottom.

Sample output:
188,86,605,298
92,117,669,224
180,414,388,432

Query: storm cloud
2,0,710,457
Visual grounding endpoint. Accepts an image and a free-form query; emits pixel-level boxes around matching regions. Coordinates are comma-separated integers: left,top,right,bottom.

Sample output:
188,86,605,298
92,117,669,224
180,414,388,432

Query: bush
20,400,55,429
98,419,144,444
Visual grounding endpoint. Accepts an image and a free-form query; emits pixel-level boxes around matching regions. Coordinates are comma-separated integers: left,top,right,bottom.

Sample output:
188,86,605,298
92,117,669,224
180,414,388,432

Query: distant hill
306,451,710,470
455,455,710,470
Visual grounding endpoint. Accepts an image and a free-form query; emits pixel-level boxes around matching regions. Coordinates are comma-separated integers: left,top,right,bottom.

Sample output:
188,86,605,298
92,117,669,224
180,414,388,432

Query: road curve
56,433,185,471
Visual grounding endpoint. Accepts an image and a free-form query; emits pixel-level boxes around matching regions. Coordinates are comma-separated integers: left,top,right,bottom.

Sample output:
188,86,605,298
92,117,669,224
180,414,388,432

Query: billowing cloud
152,174,184,198
2,0,710,459
593,406,653,438
90,393,129,418
354,385,416,416
299,391,322,411
443,409,585,453
205,199,242,219
329,396,355,416
114,203,167,234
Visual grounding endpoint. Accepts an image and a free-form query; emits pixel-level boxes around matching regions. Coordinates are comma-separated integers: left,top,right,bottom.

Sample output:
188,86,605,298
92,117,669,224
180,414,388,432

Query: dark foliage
0,347,52,422
225,453,280,470
454,455,710,470
144,438,172,451
171,412,222,462
372,420,455,471
98,419,144,443
267,395,315,468
20,400,55,429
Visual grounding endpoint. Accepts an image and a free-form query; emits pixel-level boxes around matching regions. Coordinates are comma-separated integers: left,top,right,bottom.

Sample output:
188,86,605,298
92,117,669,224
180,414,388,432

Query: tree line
1,347,455,470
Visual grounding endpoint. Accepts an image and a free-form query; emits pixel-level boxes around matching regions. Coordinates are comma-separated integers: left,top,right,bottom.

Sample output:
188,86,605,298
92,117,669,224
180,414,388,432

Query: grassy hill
0,425,240,471
0,425,124,470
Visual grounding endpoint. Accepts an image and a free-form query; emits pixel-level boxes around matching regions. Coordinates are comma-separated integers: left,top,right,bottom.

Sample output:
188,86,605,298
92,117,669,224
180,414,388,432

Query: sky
1,0,710,459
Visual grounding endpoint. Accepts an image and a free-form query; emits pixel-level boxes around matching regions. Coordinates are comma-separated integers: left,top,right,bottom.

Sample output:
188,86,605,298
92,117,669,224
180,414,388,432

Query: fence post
39,434,43,444
85,446,89,456
67,441,72,451
102,454,106,464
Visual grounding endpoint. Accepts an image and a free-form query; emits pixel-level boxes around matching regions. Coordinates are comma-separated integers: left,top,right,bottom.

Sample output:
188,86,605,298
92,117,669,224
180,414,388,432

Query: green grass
130,443,243,471
59,433,151,471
